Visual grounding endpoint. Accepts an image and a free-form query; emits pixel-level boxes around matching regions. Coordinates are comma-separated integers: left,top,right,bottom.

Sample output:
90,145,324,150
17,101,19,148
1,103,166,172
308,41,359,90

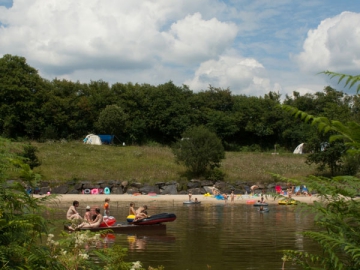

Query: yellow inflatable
203,193,212,197
127,215,135,222
278,199,297,205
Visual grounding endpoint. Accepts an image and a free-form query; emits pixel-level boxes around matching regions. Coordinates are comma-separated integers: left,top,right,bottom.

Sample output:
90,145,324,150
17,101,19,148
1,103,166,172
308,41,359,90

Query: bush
172,126,225,177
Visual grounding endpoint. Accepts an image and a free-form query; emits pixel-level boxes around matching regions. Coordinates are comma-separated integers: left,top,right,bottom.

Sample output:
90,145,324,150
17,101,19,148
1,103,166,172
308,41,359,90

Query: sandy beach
37,193,317,206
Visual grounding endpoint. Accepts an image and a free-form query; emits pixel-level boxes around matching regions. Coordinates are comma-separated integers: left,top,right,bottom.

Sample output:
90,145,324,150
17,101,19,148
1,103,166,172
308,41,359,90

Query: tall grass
17,141,316,184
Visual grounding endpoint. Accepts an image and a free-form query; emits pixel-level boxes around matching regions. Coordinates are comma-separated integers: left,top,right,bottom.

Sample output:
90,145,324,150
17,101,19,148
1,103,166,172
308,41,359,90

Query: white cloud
184,54,278,95
294,11,360,74
0,0,236,79
161,13,238,65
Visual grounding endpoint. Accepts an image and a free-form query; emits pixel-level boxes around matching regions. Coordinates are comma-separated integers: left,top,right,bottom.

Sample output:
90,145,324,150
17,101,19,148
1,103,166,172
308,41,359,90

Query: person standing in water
230,191,235,203
103,198,110,216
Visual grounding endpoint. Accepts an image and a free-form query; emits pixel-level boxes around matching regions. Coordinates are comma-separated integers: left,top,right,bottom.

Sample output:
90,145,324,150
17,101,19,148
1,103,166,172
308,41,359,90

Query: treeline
1,54,360,151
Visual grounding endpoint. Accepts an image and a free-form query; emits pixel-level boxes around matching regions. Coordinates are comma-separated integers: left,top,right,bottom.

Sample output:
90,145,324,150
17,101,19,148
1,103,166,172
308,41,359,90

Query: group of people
66,198,112,230
129,202,149,222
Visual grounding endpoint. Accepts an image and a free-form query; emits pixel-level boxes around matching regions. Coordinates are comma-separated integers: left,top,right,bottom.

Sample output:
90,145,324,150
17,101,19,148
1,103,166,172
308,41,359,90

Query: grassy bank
23,141,317,184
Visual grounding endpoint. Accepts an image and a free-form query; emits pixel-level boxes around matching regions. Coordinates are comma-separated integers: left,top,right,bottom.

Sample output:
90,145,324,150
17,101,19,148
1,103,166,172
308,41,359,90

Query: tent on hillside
83,134,102,145
97,135,114,144
293,143,304,154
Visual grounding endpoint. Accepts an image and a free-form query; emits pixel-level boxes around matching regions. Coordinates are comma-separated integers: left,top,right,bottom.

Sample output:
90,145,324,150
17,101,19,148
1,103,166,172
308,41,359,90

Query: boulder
187,181,201,189
188,187,204,195
121,181,129,188
52,185,69,194
161,184,178,194
201,180,214,186
74,183,83,190
130,182,142,189
139,185,160,194
203,186,214,194
111,187,124,194
126,187,140,194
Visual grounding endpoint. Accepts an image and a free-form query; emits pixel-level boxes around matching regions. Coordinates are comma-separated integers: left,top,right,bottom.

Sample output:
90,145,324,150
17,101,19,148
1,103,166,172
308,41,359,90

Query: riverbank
37,193,317,206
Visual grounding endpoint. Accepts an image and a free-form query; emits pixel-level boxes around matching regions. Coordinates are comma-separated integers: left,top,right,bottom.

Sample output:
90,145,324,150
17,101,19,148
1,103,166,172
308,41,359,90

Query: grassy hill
21,141,318,185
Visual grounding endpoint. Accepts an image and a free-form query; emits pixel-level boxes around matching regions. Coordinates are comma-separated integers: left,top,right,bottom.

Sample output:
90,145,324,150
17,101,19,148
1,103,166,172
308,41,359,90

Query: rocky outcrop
23,179,289,195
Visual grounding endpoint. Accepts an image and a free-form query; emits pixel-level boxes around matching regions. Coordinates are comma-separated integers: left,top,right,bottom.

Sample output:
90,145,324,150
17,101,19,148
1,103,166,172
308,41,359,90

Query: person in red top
104,198,110,216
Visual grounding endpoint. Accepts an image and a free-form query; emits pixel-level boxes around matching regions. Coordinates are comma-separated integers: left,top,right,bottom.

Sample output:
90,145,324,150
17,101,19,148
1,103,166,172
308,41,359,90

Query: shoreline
37,193,317,206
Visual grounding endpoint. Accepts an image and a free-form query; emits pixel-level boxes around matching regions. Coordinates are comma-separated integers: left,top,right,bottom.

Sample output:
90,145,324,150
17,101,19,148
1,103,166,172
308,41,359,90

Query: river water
56,201,316,270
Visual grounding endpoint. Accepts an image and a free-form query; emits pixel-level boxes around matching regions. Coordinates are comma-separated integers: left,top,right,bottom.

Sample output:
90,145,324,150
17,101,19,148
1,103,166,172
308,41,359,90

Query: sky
0,0,360,98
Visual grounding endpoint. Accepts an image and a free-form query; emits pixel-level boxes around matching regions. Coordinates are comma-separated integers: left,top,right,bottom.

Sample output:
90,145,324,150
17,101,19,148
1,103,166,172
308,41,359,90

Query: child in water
104,198,110,216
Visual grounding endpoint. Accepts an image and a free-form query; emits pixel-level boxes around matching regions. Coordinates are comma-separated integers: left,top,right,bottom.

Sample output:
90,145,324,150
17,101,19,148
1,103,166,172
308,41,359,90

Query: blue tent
97,135,114,144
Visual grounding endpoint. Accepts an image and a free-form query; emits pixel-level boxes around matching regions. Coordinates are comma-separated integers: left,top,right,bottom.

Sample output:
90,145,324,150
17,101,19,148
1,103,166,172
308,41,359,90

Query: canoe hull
132,213,176,225
65,223,167,232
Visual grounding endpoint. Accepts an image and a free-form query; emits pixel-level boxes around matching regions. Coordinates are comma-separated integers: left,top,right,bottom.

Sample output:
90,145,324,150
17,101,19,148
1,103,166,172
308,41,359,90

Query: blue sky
0,0,360,98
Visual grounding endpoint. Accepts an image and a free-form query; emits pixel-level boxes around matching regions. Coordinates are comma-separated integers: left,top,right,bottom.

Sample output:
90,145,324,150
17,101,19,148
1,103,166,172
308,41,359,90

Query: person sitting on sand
134,205,148,222
66,200,82,220
129,202,136,215
69,208,103,230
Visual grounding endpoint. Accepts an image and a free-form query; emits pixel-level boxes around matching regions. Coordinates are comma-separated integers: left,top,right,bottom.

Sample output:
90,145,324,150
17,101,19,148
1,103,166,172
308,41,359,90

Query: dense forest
1,54,360,152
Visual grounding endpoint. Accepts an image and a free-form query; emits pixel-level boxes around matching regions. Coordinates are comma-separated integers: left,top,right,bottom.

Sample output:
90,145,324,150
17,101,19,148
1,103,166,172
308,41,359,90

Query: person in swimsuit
69,208,103,230
134,205,148,222
230,191,235,203
129,202,136,215
66,201,82,220
83,206,92,223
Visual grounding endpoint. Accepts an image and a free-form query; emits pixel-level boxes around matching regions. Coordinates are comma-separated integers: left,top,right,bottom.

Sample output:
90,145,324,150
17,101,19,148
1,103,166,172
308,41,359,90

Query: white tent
293,143,304,154
83,134,102,145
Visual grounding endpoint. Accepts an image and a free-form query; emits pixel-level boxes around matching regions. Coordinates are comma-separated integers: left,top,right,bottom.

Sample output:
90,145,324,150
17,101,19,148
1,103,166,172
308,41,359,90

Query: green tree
96,105,128,141
0,54,49,139
172,126,225,177
20,143,41,169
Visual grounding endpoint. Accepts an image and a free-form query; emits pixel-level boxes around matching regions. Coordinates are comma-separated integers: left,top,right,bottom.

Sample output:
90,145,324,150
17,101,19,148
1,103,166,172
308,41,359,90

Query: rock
188,187,204,194
139,185,160,194
214,181,226,190
203,186,214,194
111,187,124,194
201,180,214,186
161,184,178,194
126,187,139,194
130,182,142,189
155,182,166,188
187,181,201,189
121,181,129,188
52,185,69,194
74,183,82,190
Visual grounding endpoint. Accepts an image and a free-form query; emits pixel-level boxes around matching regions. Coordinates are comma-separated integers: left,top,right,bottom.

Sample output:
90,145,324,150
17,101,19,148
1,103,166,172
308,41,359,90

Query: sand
35,193,317,206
